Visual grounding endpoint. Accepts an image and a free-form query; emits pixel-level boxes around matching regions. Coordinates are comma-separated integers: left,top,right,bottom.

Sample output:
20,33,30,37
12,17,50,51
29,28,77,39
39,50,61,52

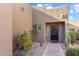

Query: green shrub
76,29,79,40
68,30,76,44
65,34,71,48
16,31,32,55
66,48,79,56
17,50,26,56
65,31,72,49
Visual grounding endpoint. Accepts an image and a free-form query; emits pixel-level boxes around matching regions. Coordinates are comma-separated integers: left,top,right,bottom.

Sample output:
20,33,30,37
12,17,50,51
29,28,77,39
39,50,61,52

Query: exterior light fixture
60,13,67,19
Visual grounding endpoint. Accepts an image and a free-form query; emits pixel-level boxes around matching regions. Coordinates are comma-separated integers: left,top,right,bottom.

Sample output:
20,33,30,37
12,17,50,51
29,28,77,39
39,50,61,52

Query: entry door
51,24,58,42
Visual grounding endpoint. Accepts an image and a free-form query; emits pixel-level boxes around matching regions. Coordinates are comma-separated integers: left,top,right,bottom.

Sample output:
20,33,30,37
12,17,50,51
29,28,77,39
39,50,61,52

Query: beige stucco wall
58,23,65,42
35,5,68,22
0,4,12,56
13,4,32,37
13,4,32,51
32,8,60,42
0,3,32,56
0,3,67,55
32,5,67,43
68,23,79,32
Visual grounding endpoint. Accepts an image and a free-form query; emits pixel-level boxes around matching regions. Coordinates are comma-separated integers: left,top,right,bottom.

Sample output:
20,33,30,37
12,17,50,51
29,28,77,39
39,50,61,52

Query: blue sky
31,3,65,7
68,3,79,21
31,3,79,21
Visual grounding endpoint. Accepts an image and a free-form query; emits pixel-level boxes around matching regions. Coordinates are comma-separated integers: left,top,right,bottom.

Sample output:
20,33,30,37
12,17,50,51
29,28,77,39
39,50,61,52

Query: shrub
18,50,26,56
20,31,32,50
66,48,79,56
65,32,71,47
65,31,72,49
15,31,32,56
76,29,79,40
68,30,76,44
16,50,26,56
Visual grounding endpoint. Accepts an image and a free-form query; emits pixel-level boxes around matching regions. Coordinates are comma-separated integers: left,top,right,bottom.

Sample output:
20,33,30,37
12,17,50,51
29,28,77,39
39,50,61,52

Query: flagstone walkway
42,43,65,56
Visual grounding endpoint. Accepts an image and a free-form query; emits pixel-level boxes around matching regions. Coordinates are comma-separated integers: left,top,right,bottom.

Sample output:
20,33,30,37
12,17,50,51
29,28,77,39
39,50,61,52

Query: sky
31,3,79,21
68,3,79,21
31,3,65,7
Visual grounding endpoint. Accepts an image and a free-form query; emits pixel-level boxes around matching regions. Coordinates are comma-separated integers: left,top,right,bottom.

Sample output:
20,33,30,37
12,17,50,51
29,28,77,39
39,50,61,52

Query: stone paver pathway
42,43,65,56
26,43,48,56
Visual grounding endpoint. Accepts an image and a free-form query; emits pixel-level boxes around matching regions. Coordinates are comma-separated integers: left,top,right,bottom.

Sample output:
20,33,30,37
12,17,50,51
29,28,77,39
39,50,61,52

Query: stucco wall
35,5,67,22
13,4,32,37
58,23,65,42
13,4,32,51
0,4,12,56
32,8,60,42
32,5,67,43
46,5,67,21
68,23,79,32
0,3,32,56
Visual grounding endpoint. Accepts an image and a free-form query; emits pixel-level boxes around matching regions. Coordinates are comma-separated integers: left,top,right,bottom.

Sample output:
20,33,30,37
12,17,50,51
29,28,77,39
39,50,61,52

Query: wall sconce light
60,13,67,19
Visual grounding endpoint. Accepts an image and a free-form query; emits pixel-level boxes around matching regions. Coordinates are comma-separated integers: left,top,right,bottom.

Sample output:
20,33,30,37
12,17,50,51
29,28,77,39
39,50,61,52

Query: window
37,25,41,32
33,25,37,31
33,24,41,32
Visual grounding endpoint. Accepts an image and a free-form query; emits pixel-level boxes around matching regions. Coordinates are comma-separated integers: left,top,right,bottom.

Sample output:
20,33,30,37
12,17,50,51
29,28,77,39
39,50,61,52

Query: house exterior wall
0,4,12,56
32,8,60,43
13,4,32,51
0,3,32,56
46,25,51,42
58,23,65,42
46,6,67,21
13,4,32,37
0,3,67,55
68,22,79,32
35,5,67,22
32,5,67,43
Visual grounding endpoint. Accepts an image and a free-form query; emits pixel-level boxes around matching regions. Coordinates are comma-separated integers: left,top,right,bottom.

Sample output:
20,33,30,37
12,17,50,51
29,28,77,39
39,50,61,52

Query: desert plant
64,30,71,49
15,31,32,56
66,48,79,56
20,31,32,51
68,30,76,45
16,50,26,56
65,35,71,49
76,29,79,40
18,50,26,56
